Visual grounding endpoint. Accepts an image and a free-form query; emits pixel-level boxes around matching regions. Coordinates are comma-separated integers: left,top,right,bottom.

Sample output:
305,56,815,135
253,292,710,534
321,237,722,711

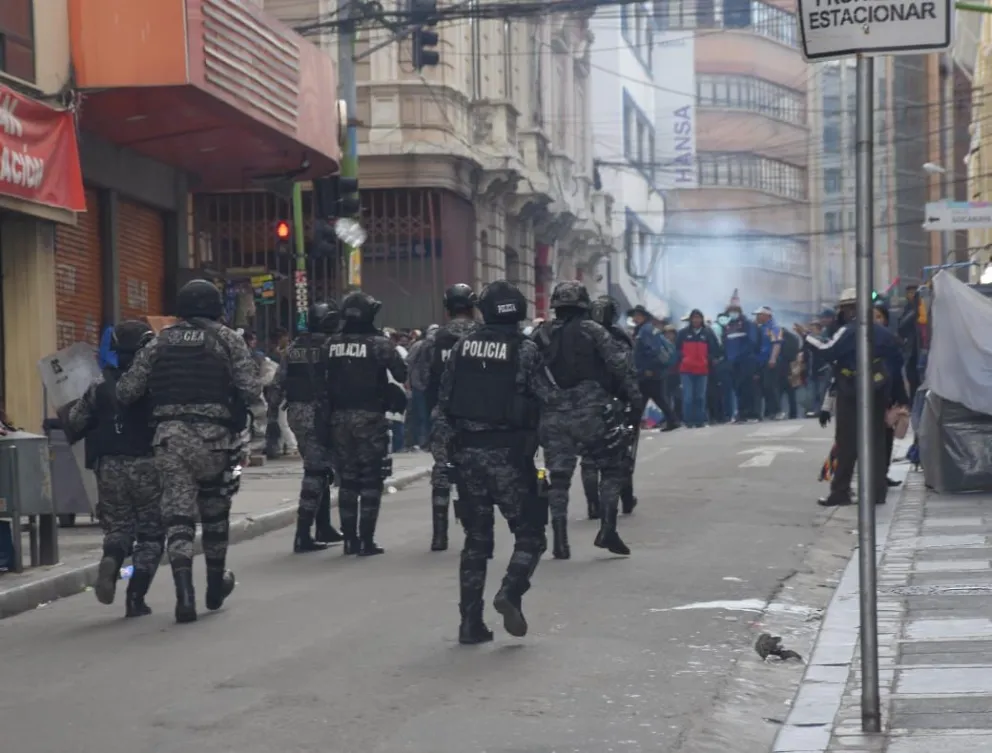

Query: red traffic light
275,220,291,240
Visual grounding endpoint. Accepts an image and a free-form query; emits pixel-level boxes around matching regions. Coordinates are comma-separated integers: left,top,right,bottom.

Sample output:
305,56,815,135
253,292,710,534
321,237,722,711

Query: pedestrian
434,280,549,644
581,295,639,519
661,325,683,423
675,309,721,428
873,300,908,488
63,321,163,618
117,280,264,623
323,291,408,555
274,301,344,553
803,320,830,418
404,326,435,449
533,281,643,560
422,284,479,552
628,305,679,432
796,288,907,507
897,284,921,401
753,306,784,419
721,302,757,421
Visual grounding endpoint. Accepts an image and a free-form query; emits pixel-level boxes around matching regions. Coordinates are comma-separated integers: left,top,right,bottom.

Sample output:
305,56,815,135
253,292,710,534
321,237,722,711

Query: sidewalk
0,451,432,619
773,467,992,753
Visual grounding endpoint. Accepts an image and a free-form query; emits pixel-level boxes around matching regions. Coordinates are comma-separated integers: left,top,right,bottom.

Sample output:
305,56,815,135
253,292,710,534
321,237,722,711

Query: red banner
0,83,85,213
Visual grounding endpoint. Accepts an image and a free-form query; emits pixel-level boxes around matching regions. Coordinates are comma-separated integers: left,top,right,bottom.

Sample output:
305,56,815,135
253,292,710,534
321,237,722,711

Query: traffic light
312,218,338,259
274,220,292,254
313,175,361,219
410,0,440,70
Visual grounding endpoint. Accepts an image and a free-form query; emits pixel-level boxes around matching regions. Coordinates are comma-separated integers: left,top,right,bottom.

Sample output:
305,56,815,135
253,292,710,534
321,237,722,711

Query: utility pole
339,0,361,292
940,51,955,267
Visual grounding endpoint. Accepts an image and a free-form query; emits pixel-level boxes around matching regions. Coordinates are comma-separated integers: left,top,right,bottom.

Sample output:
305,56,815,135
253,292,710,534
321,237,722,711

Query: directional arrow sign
738,445,805,468
923,201,992,232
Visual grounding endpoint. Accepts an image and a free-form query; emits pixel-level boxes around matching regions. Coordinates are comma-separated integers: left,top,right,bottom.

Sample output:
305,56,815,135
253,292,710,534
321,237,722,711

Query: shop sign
294,269,309,332
0,83,85,212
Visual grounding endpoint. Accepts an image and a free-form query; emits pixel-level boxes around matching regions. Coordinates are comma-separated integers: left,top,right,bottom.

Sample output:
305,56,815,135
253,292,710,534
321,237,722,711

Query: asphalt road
0,419,839,753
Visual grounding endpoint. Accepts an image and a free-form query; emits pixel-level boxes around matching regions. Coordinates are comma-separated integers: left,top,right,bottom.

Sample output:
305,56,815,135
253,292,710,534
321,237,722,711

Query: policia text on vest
805,0,938,31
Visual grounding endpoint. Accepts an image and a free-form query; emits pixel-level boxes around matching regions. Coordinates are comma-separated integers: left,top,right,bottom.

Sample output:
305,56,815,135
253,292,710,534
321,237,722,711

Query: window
696,152,807,200
824,168,842,193
0,0,34,83
624,209,655,278
696,74,806,125
657,0,795,44
823,124,841,153
825,211,840,233
750,1,797,47
623,89,656,185
621,3,653,73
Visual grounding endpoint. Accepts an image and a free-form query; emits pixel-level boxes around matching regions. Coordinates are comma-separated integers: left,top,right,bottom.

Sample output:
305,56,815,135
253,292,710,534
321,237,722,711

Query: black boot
314,487,343,543
95,553,123,605
551,518,571,560
594,506,631,556
458,595,493,645
493,588,528,637
358,496,384,556
173,569,197,624
621,485,638,515
294,517,328,553
205,569,236,611
431,505,449,552
125,570,153,618
582,473,601,520
340,492,360,554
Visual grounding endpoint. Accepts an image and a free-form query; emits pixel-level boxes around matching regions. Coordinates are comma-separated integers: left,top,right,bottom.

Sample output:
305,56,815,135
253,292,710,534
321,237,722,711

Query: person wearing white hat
752,306,784,419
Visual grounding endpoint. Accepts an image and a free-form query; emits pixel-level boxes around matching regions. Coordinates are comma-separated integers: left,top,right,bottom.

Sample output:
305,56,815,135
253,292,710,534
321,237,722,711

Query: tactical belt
457,429,529,449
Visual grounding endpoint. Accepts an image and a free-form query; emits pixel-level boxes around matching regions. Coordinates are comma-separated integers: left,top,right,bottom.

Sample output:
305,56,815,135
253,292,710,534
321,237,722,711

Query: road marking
746,424,803,439
738,445,805,468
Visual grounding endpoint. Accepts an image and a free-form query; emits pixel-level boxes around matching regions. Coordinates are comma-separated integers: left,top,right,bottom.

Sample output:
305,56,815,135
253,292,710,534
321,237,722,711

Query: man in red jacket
676,309,721,428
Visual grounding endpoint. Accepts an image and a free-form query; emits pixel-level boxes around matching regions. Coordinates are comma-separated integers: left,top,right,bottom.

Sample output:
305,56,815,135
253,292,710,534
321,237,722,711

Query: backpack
781,329,800,362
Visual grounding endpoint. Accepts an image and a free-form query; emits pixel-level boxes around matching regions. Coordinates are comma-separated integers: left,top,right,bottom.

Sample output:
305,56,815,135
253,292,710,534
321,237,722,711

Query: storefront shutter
118,199,165,321
54,188,104,350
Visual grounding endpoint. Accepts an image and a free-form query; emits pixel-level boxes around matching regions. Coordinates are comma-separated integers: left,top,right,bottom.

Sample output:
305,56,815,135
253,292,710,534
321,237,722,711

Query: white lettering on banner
0,145,46,190
461,340,509,360
328,342,367,358
672,106,695,185
0,94,23,137
806,0,937,30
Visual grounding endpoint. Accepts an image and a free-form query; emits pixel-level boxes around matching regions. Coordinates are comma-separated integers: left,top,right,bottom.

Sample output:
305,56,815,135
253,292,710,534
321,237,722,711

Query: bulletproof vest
426,326,463,411
544,318,608,390
609,325,634,352
448,328,533,428
325,334,384,412
148,323,234,414
284,333,328,404
87,371,154,461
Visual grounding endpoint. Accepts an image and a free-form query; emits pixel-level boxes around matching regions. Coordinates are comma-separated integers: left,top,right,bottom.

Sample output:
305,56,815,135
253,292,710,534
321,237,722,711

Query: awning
0,83,85,216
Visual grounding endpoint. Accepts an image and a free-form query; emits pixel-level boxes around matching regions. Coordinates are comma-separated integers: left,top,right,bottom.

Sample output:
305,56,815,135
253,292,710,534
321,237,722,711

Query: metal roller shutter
118,199,165,321
55,188,104,350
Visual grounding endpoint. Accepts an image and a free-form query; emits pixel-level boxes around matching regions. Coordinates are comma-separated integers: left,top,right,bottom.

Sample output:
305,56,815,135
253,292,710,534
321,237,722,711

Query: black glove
818,410,831,428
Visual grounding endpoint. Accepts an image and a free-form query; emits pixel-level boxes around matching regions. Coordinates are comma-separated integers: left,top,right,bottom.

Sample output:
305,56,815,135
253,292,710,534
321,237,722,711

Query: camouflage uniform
436,280,553,644
537,315,642,558
117,319,263,621
66,376,164,616
324,327,408,555
422,316,478,548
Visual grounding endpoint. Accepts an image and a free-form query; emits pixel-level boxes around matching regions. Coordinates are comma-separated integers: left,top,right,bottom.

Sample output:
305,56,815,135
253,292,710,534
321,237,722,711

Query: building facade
266,1,612,326
653,0,813,322
0,0,342,433
588,2,669,317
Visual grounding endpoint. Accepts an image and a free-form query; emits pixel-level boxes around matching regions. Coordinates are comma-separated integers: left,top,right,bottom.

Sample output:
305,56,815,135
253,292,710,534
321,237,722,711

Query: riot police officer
534,281,642,560
581,295,639,519
323,291,407,556
117,279,263,624
278,301,344,553
64,320,163,618
435,280,551,644
421,283,479,551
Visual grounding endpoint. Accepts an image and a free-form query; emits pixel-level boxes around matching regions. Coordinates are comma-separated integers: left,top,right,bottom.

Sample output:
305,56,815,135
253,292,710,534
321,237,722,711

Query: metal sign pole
854,53,880,734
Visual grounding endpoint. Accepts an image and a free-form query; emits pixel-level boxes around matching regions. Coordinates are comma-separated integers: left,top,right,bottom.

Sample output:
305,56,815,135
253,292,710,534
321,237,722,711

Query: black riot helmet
550,280,591,311
443,283,477,315
340,291,382,325
176,279,223,320
590,295,619,327
112,320,154,355
308,300,340,334
478,280,527,324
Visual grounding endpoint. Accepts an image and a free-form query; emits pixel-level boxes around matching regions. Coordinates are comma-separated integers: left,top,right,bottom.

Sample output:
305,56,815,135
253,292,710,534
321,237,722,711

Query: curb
0,467,431,621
